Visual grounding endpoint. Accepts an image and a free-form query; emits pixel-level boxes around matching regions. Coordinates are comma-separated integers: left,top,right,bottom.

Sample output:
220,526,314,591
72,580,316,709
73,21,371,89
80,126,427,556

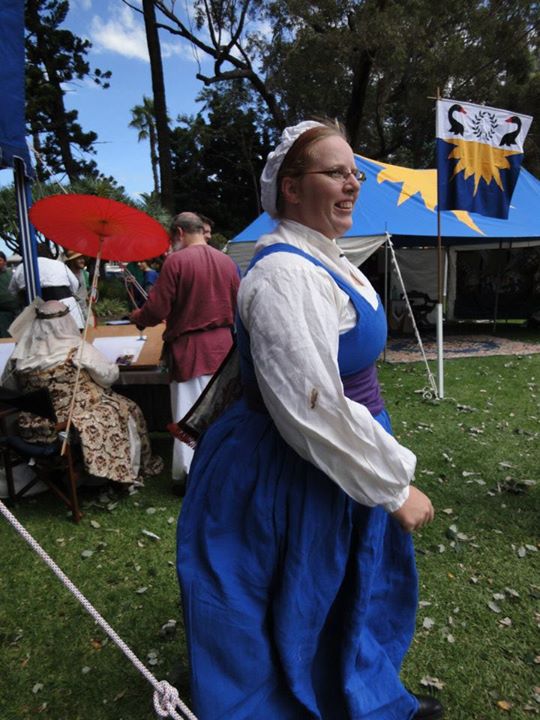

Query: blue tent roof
232,155,540,247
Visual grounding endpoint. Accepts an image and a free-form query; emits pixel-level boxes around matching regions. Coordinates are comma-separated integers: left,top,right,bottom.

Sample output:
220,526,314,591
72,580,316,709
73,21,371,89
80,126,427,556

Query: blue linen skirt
177,397,419,719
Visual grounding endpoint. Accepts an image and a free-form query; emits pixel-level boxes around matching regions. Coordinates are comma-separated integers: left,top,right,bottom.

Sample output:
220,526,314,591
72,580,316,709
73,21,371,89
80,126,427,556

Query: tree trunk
32,131,47,183
149,126,160,195
345,48,375,152
143,0,174,213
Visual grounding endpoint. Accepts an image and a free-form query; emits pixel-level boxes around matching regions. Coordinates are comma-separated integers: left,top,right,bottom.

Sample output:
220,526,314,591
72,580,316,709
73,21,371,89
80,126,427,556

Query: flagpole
435,88,445,398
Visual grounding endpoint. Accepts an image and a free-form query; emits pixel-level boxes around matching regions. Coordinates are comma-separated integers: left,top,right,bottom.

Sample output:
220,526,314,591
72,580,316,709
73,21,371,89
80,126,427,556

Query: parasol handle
61,242,103,456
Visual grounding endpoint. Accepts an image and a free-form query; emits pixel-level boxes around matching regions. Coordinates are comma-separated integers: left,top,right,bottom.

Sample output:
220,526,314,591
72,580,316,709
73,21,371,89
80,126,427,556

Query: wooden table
87,324,171,430
1,323,171,431
87,323,166,370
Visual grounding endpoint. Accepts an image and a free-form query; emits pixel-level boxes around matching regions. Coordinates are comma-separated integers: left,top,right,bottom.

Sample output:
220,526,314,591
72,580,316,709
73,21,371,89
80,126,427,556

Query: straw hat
64,250,83,262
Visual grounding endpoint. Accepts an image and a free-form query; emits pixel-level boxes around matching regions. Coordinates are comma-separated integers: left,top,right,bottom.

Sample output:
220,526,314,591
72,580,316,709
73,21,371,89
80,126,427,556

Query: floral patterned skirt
16,362,163,484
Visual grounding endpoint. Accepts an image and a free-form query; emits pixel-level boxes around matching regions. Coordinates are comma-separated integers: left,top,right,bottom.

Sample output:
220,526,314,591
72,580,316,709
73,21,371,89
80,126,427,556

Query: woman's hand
391,486,434,532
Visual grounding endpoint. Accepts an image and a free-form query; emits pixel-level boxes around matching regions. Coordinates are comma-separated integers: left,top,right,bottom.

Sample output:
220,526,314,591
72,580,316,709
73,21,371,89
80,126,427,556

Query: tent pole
436,211,444,399
437,191,444,400
435,88,445,399
383,234,389,362
14,158,40,302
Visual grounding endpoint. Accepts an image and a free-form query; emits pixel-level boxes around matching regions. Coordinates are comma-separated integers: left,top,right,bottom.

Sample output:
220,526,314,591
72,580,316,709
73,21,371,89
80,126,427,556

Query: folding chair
0,389,82,523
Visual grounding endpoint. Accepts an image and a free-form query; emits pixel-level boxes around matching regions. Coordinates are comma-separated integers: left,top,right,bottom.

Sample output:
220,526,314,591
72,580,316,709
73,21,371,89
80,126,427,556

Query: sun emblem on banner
445,139,519,194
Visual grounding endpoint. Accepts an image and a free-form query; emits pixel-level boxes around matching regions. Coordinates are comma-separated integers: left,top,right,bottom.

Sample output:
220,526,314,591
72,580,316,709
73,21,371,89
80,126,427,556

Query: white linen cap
260,120,324,218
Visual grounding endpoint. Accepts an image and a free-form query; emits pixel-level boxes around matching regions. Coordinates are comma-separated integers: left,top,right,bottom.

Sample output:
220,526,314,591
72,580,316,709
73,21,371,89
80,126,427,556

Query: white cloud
72,0,93,10
90,4,149,62
89,3,202,64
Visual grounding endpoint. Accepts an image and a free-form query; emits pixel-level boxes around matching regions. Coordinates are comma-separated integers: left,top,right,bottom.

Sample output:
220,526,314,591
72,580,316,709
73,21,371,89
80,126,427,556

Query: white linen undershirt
238,220,415,513
9,258,84,329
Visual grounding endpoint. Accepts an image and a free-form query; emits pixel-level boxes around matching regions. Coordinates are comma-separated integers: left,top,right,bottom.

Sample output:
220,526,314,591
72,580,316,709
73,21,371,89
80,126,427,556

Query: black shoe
171,471,188,497
413,694,444,719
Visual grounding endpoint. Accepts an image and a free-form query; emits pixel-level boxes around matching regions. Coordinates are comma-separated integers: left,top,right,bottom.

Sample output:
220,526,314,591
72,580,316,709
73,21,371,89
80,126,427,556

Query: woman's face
282,135,361,239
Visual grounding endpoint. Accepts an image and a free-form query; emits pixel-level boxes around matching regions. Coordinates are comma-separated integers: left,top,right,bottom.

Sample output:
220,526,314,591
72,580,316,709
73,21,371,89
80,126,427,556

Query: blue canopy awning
0,0,34,177
0,0,39,302
232,155,540,248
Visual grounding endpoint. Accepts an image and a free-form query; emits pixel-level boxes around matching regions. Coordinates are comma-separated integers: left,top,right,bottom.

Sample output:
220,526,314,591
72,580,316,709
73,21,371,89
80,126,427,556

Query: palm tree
129,96,160,195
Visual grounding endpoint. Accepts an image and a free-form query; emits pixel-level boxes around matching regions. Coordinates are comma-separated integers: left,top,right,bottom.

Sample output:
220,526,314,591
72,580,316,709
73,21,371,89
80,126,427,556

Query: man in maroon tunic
130,212,240,491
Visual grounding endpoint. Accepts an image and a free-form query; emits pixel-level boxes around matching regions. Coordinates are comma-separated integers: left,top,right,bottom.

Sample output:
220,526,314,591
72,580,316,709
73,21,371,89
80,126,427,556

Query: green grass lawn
1,353,539,719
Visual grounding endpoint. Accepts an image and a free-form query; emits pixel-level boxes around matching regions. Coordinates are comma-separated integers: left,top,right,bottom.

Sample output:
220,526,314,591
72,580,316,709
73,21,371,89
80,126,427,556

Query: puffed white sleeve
75,342,120,388
239,258,416,512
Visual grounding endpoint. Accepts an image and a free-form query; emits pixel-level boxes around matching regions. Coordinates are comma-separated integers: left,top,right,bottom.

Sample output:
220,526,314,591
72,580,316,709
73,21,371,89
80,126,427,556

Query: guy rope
0,499,198,720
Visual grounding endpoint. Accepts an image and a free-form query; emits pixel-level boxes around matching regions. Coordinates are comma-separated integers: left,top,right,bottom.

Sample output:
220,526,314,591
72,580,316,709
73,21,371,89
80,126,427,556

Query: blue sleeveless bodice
239,242,387,416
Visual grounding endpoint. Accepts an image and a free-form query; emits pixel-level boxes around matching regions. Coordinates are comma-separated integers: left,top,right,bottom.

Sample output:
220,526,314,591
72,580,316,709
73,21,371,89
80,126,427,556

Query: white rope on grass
0,499,198,720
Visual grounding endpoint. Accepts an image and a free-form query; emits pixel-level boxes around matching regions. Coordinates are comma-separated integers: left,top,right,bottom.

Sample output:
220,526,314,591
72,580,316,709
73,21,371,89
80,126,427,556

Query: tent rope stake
0,499,198,720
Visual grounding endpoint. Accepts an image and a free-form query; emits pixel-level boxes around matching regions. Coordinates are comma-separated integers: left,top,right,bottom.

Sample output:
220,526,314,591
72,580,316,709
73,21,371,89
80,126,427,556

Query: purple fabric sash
342,365,385,417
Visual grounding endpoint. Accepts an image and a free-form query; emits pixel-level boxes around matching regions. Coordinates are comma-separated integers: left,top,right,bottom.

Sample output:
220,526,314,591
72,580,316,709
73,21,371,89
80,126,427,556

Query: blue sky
6,0,214,199
64,0,211,197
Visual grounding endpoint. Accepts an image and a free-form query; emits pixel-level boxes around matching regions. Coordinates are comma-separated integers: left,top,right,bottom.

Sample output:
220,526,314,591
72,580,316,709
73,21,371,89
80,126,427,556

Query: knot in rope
153,680,181,718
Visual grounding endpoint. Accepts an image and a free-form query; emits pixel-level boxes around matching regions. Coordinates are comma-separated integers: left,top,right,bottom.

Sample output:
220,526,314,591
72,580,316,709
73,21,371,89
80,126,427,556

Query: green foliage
136,192,172,229
25,0,112,182
155,0,539,174
94,277,131,321
262,0,540,169
169,85,274,237
97,277,128,302
93,296,130,321
1,353,539,718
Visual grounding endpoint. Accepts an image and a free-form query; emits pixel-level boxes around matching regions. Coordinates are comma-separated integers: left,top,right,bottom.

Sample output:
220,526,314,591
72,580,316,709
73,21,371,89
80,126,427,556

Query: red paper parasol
29,194,169,261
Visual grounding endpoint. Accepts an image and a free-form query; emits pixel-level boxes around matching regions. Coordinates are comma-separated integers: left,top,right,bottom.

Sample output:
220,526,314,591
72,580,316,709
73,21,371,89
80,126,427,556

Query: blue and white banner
436,99,532,219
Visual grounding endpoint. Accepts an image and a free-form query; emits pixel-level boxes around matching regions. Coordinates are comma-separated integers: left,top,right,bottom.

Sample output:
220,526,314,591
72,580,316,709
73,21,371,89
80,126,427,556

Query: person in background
176,121,442,720
2,300,163,488
64,250,94,326
0,251,18,337
137,259,159,295
9,243,84,329
197,214,214,244
126,260,146,308
130,211,240,494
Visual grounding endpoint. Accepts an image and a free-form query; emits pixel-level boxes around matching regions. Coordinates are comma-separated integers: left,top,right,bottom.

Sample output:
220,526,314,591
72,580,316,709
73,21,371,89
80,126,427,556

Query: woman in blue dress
177,121,443,719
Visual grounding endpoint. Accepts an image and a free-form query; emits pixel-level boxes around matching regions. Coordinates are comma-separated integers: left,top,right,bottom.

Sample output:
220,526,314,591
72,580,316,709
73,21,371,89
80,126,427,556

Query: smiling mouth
335,201,353,210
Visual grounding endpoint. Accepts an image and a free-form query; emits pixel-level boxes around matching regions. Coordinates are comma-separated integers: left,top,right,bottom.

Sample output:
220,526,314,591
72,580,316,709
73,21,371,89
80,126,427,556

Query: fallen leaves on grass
420,676,445,691
159,619,177,638
147,649,159,666
141,529,161,541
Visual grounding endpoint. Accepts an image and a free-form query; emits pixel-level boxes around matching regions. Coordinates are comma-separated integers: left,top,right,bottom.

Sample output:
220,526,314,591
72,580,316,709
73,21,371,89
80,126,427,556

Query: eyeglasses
301,167,367,183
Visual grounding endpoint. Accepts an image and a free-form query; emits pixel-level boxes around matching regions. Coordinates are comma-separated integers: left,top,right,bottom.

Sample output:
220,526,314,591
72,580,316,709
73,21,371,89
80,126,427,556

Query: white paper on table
0,343,15,378
92,336,145,366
